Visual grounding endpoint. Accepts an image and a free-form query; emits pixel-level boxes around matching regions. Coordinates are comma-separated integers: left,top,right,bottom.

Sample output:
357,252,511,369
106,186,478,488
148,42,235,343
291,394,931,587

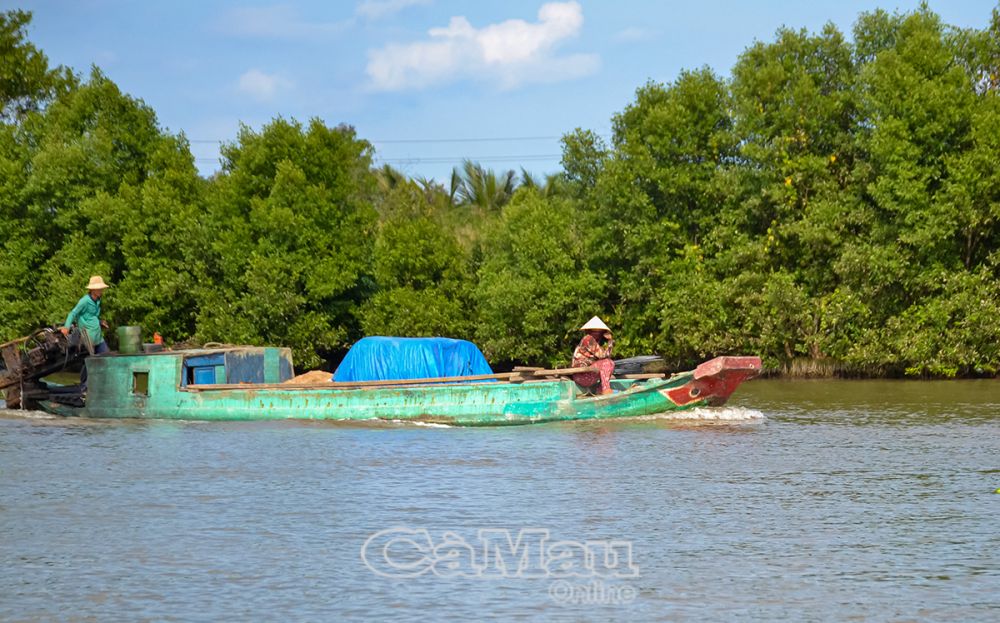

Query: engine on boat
0,327,89,409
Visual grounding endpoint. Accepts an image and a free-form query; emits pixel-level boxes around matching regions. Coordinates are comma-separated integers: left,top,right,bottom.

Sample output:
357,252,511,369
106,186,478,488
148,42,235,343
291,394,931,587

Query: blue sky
10,0,996,180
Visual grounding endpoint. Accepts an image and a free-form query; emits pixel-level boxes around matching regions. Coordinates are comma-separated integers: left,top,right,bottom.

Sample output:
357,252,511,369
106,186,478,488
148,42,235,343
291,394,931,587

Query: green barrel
117,326,142,354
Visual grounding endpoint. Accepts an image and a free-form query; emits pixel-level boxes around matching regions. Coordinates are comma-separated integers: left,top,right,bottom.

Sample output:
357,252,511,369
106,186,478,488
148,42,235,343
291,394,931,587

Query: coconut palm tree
450,160,517,210
374,163,408,194
519,168,567,198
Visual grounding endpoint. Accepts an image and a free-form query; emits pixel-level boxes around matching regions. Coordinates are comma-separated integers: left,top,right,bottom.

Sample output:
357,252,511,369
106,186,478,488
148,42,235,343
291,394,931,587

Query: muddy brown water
1,379,998,621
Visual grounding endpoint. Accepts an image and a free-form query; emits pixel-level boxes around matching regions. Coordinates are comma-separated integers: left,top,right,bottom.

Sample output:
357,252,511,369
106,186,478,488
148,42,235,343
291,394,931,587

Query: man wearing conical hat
571,316,615,395
61,276,111,355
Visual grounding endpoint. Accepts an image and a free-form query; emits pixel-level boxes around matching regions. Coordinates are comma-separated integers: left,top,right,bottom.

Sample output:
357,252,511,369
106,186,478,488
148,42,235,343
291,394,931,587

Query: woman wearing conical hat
571,316,615,395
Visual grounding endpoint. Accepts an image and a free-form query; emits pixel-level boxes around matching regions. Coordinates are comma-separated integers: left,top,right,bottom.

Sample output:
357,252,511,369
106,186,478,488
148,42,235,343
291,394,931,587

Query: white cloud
221,5,346,39
238,69,292,101
366,1,598,91
356,0,430,21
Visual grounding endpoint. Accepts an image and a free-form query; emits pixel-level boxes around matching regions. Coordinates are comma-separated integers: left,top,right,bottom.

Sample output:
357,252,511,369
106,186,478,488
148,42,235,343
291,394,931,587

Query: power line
188,134,609,145
189,136,560,144
376,155,560,164
196,154,562,163
371,135,562,144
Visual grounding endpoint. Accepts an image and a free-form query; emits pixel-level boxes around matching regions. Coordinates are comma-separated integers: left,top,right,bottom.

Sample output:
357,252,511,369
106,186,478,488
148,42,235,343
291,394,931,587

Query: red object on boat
663,356,762,407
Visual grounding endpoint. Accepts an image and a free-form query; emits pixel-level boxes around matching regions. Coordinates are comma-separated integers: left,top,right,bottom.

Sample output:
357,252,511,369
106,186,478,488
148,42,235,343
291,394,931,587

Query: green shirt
64,294,103,345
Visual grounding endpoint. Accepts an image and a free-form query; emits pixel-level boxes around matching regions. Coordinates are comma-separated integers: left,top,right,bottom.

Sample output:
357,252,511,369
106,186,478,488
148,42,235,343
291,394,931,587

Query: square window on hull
133,371,149,395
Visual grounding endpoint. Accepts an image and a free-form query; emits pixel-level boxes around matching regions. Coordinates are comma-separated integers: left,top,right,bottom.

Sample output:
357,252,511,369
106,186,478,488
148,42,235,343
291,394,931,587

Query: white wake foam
389,419,453,428
0,409,59,420
635,406,766,422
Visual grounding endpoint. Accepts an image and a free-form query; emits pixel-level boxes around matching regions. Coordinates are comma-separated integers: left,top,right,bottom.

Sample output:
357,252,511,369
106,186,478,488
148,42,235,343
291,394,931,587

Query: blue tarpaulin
333,337,493,382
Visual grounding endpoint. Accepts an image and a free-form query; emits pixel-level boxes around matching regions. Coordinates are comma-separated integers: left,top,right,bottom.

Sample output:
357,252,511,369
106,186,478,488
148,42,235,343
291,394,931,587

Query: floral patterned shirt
572,334,614,367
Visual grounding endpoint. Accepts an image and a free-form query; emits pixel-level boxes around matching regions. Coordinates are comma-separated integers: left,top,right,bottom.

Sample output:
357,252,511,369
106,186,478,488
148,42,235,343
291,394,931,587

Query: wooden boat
35,344,762,426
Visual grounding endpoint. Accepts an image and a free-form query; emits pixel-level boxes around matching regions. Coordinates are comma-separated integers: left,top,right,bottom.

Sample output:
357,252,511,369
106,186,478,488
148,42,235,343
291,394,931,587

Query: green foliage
450,160,516,210
0,10,74,123
519,168,567,198
560,128,607,193
196,119,377,369
360,287,469,338
358,183,473,338
581,4,1000,376
3,4,1000,377
474,190,605,366
0,61,202,343
846,269,1000,377
588,69,734,354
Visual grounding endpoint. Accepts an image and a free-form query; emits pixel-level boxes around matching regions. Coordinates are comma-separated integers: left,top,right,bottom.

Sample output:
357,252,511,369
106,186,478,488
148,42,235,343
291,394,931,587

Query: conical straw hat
580,316,610,331
86,275,110,290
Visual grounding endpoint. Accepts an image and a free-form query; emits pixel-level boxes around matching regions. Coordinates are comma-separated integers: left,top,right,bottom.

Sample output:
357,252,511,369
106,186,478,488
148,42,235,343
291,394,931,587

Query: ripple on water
0,381,997,621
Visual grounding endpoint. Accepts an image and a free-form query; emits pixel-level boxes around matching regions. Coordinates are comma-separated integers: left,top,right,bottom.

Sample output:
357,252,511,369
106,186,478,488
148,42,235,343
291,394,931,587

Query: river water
1,380,998,621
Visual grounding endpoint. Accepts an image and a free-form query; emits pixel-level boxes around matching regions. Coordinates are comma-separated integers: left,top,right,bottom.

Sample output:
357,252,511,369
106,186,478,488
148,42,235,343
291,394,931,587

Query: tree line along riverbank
3,6,1000,378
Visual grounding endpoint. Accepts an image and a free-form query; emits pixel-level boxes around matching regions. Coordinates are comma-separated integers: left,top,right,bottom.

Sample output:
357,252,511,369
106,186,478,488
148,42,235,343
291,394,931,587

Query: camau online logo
360,527,639,606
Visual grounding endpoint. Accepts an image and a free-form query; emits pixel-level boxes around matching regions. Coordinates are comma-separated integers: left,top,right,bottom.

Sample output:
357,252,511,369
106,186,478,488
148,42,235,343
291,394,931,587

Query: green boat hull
38,348,761,426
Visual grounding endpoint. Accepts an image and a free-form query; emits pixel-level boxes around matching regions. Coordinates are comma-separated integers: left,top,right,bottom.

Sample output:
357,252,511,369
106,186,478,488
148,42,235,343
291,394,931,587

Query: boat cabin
83,347,294,405
178,348,294,387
